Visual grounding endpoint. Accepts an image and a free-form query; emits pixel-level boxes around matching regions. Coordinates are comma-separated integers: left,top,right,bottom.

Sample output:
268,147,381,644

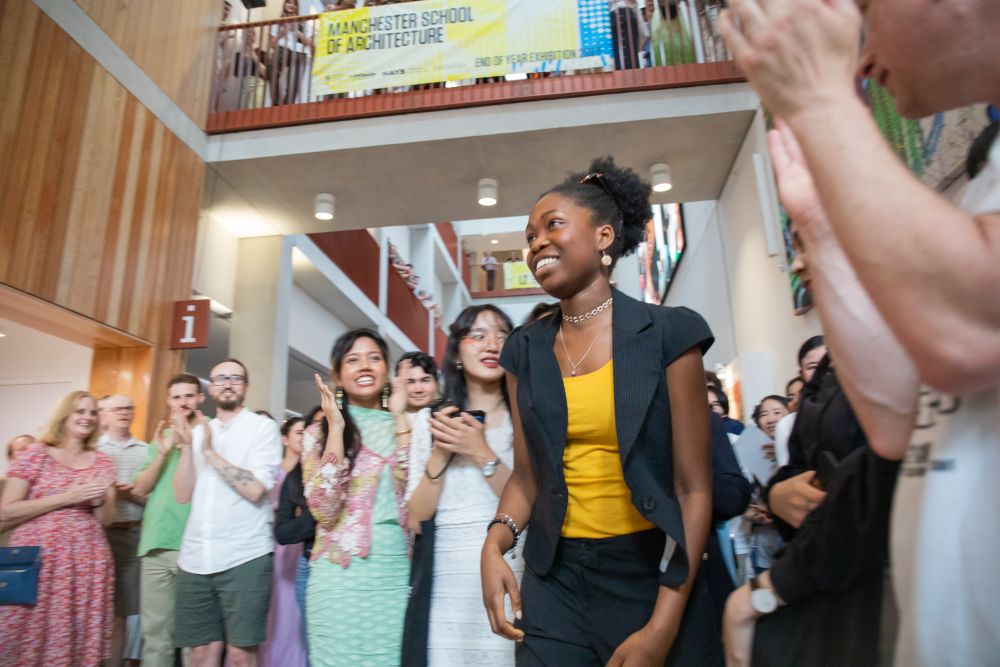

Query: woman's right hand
64,479,110,506
481,539,524,641
314,374,345,433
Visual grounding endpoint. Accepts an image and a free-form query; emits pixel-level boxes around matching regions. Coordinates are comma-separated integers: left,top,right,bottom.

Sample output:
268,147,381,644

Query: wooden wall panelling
73,0,221,126
90,347,154,442
0,3,202,438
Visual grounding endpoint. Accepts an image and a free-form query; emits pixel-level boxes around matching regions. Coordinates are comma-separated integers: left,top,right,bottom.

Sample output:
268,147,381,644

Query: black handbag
0,546,42,605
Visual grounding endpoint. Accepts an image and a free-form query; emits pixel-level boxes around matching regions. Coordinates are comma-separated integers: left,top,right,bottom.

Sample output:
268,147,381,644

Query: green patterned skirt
306,521,410,666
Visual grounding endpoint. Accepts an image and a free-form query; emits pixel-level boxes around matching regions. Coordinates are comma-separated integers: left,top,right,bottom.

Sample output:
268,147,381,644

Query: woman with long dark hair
405,304,521,666
261,417,308,667
303,328,412,667
481,156,720,665
274,418,317,660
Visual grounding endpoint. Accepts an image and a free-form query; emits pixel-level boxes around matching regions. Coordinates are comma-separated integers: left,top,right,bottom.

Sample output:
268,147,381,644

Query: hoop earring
456,361,463,370
601,250,613,267
381,384,391,410
335,387,344,410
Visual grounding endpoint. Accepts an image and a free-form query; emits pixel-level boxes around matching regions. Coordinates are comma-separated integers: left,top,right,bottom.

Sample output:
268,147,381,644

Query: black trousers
516,530,723,666
611,8,641,70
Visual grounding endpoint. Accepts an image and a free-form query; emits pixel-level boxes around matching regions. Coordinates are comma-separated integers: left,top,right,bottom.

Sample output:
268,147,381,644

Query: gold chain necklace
562,296,613,324
558,317,610,377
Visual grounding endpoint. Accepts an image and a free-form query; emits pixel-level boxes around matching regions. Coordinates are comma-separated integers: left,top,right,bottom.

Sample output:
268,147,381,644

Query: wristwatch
749,576,779,614
481,458,500,478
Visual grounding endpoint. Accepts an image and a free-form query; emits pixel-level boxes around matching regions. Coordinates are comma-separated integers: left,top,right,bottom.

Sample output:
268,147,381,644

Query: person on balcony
481,251,498,291
304,330,412,667
405,305,520,666
480,156,721,666
609,0,648,70
270,0,321,106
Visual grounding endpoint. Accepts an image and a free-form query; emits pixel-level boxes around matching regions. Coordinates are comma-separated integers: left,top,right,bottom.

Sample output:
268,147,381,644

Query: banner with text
312,0,612,94
503,261,541,290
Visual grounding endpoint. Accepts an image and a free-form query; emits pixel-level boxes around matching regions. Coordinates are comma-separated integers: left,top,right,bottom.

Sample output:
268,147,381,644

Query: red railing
387,268,430,351
308,230,380,305
208,3,738,133
435,222,459,267
434,327,449,366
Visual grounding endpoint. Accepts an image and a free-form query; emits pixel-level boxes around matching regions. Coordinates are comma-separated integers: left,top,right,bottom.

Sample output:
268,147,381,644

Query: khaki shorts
174,553,273,648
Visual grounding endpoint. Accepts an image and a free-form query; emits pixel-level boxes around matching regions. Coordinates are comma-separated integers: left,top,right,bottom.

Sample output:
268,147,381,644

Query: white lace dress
406,409,524,667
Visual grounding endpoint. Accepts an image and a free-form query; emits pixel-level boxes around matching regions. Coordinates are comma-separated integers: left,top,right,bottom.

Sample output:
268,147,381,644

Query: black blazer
499,289,713,588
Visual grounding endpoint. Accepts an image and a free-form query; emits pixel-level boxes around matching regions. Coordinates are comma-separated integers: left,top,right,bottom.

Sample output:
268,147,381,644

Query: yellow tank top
561,360,656,538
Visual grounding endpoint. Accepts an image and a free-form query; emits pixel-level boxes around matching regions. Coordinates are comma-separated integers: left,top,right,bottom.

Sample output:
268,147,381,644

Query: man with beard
132,374,205,667
172,359,282,667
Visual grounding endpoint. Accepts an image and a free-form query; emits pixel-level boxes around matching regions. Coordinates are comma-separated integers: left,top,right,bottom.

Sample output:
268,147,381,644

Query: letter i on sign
179,304,197,343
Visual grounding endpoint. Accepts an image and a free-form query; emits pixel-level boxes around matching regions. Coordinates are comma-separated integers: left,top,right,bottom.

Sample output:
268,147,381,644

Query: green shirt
135,443,191,557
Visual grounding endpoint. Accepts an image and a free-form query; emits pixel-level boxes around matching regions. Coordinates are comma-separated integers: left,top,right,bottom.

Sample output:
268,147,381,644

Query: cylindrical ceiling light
650,163,673,193
478,178,498,206
314,193,335,221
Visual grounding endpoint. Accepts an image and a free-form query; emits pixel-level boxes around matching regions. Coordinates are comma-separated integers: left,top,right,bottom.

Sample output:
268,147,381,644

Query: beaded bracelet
486,513,521,553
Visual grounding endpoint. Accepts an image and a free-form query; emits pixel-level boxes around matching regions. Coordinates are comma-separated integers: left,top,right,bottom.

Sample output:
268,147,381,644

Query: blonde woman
0,391,117,666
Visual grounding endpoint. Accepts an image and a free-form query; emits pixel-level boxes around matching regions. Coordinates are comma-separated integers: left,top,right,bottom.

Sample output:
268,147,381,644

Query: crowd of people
3,0,1000,663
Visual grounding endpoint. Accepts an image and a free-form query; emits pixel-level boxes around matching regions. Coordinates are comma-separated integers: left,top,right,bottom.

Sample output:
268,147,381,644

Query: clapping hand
388,359,411,417
151,420,175,456
429,406,490,460
65,478,110,506
314,374,345,433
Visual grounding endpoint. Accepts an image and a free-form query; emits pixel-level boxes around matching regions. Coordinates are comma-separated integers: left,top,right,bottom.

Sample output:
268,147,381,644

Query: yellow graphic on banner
313,0,611,95
503,262,541,290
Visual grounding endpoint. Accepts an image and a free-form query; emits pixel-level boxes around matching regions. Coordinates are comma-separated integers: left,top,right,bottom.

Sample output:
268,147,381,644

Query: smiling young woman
404,304,519,666
480,156,721,666
302,328,413,667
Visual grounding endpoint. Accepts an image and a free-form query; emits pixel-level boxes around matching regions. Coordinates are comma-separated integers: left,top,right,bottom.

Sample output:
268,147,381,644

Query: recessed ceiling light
490,238,499,245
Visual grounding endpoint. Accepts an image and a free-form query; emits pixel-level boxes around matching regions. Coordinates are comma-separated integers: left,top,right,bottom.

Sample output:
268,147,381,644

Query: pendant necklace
558,314,610,377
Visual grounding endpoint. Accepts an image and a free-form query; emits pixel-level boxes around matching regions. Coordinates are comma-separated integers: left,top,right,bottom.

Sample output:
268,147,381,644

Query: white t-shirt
891,135,1000,666
178,409,282,575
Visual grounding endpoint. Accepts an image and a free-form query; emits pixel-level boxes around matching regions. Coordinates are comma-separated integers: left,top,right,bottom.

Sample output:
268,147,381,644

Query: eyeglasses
462,330,508,346
106,406,135,414
210,374,246,386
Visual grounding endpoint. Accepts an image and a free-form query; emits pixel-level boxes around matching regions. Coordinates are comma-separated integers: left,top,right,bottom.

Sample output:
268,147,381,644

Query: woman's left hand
606,624,671,667
388,360,411,416
429,407,491,461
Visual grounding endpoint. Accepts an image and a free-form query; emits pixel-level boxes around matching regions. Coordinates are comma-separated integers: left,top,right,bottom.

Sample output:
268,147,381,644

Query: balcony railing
208,2,739,133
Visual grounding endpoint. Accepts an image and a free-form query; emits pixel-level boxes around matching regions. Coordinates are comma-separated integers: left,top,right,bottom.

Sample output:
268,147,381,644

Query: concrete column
229,235,293,418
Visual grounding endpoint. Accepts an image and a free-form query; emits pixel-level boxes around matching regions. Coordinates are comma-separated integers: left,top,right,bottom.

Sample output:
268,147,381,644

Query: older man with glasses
172,358,282,667
97,394,150,667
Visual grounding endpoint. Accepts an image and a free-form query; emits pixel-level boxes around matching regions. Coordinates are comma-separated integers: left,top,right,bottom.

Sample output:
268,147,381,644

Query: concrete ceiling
205,107,754,237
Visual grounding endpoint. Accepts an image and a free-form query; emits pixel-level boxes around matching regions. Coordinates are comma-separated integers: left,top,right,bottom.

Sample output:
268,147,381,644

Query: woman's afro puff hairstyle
541,156,652,269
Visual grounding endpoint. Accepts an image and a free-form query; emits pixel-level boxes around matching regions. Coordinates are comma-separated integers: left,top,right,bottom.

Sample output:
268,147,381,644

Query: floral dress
0,442,115,667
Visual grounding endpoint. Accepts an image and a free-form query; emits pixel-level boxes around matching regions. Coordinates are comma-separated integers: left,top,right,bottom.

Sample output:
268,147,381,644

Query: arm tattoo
211,455,259,490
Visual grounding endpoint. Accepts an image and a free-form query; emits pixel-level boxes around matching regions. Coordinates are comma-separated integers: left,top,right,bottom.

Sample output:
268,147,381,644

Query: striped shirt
97,434,149,522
